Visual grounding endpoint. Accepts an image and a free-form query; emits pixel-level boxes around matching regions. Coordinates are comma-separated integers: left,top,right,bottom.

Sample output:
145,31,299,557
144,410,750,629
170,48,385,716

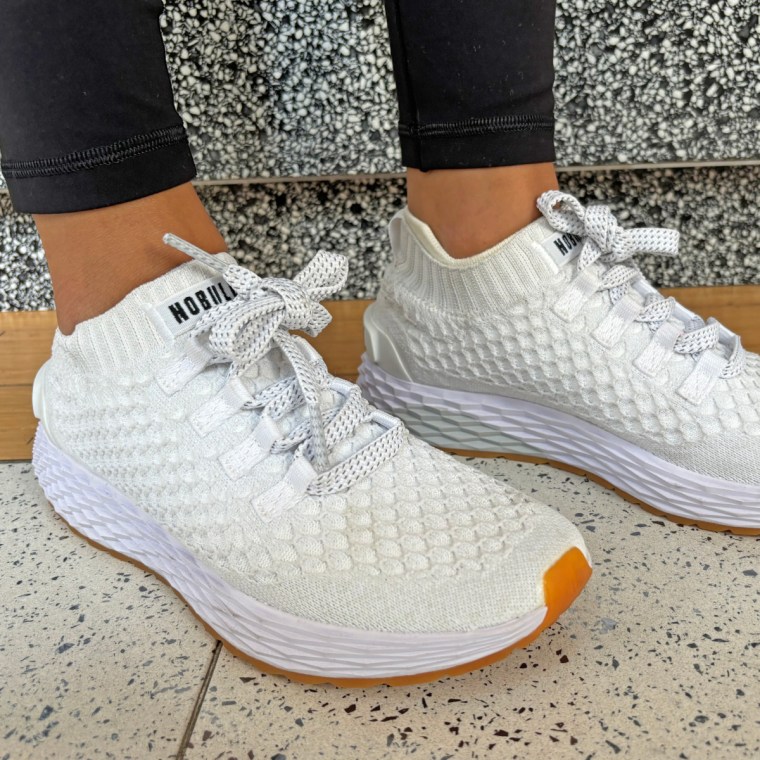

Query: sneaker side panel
361,211,760,498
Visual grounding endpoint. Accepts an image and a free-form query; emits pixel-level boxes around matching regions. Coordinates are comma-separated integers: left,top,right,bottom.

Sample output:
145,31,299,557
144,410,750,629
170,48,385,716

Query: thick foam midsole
359,357,760,528
31,424,547,679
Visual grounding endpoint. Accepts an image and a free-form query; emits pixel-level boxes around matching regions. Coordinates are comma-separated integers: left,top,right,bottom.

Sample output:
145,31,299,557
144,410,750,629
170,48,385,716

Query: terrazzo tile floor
2,455,760,759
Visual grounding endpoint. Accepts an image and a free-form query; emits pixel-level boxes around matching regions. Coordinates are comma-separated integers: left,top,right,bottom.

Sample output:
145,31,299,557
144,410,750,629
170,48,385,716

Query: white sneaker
360,191,760,534
32,234,590,686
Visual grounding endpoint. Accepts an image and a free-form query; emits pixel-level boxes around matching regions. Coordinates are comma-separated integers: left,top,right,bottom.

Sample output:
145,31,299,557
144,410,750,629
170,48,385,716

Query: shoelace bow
537,191,745,378
163,234,400,484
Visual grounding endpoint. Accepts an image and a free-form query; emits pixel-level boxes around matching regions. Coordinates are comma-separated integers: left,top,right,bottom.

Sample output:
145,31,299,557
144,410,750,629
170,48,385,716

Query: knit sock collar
54,254,236,374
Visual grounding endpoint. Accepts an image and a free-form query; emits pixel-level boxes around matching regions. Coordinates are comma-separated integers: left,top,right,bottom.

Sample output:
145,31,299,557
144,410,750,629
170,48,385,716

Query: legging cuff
399,117,555,170
2,126,196,214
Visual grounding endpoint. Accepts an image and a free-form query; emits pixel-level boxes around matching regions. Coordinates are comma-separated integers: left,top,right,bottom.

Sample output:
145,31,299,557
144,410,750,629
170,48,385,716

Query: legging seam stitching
399,115,554,139
1,125,187,179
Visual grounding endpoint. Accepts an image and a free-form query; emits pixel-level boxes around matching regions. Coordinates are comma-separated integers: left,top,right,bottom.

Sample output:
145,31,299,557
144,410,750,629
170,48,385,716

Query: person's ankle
35,183,226,335
406,163,558,259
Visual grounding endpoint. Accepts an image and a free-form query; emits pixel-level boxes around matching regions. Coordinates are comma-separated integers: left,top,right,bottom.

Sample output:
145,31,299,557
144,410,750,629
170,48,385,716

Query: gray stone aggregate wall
3,166,759,311
161,0,760,177
1,0,758,309
1,0,758,185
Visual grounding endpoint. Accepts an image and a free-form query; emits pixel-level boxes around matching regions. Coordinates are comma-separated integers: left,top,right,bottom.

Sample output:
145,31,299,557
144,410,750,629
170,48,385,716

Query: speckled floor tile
185,456,760,760
0,462,217,759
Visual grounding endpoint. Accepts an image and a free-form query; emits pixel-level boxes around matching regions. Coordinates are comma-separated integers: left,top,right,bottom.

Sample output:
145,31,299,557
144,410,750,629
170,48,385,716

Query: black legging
0,0,556,214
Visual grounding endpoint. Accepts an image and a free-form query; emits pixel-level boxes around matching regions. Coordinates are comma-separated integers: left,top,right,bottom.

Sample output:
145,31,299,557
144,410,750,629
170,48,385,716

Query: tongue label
539,231,583,268
149,276,237,339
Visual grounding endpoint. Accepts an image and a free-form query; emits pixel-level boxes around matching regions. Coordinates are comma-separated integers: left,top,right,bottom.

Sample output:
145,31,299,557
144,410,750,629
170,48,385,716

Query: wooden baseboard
2,285,760,460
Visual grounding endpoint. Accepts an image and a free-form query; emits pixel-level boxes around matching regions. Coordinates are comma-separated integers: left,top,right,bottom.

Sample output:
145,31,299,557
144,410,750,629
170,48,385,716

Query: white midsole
32,424,547,680
359,357,760,529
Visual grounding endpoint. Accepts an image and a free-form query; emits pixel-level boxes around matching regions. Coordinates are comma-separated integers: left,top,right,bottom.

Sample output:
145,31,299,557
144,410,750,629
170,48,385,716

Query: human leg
383,0,558,257
36,186,225,333
0,0,224,333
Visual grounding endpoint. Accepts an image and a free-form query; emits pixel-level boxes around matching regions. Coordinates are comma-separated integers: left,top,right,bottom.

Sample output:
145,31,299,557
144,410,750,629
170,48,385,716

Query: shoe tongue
487,215,583,272
57,253,238,373
452,214,584,273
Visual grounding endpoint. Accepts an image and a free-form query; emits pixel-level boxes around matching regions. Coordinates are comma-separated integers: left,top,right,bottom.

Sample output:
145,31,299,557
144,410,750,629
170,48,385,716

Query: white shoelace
538,191,745,379
163,234,402,495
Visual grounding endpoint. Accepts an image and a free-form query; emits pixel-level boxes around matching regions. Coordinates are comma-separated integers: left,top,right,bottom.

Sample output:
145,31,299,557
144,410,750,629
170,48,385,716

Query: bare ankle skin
35,183,227,335
406,163,559,259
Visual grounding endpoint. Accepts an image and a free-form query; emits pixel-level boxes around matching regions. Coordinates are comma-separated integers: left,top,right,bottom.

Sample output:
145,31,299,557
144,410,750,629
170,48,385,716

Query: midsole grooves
358,358,760,528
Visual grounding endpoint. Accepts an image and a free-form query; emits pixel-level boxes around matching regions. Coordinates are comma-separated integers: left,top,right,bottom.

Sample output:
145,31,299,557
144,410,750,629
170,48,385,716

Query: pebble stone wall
3,166,760,310
1,0,759,309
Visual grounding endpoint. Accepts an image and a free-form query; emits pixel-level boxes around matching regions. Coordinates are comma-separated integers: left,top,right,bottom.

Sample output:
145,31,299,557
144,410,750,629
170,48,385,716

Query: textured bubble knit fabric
372,195,760,485
40,251,585,633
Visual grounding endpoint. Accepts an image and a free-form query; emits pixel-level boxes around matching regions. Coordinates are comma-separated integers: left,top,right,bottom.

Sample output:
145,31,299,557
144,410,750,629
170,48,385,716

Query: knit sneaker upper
38,237,585,633
375,192,760,485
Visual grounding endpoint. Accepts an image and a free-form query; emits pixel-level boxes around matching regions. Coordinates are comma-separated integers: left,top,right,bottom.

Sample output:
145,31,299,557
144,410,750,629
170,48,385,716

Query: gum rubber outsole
447,448,760,537
56,510,591,688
